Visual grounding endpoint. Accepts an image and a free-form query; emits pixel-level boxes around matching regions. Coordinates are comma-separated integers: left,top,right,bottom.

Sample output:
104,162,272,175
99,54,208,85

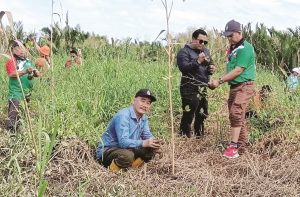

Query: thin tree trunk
161,0,175,175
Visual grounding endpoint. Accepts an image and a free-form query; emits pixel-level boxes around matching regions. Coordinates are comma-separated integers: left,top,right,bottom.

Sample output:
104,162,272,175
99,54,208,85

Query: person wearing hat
35,45,51,76
176,29,216,138
39,45,50,61
245,85,272,119
5,40,40,132
65,47,81,68
209,20,256,158
286,67,299,93
96,89,160,172
30,36,51,70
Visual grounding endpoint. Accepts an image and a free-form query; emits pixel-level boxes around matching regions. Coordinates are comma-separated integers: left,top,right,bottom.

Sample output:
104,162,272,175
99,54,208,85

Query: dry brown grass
0,130,36,196
43,128,300,197
0,126,299,196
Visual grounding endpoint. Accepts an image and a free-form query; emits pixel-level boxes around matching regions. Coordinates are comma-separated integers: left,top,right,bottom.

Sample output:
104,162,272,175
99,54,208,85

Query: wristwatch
218,77,224,84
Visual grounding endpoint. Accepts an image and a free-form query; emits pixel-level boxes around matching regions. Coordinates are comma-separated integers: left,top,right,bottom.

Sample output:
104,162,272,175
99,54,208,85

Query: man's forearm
220,67,244,82
8,69,28,78
119,138,143,149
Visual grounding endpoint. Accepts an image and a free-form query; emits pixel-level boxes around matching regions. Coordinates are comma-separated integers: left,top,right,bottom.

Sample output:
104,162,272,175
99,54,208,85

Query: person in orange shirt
39,45,50,63
35,45,51,74
245,85,272,118
30,36,51,70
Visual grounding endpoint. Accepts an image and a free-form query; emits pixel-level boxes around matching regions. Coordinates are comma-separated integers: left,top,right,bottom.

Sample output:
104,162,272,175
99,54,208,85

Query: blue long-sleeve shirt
96,105,153,160
286,74,299,92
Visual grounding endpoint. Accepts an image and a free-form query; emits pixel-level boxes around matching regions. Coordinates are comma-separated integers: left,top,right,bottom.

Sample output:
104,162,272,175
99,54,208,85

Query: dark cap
223,20,241,36
135,89,156,102
11,40,23,49
70,47,78,55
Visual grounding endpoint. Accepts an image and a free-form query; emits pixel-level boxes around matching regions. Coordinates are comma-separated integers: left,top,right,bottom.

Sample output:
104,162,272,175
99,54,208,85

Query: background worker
35,45,51,75
286,67,300,92
5,40,40,132
65,47,81,68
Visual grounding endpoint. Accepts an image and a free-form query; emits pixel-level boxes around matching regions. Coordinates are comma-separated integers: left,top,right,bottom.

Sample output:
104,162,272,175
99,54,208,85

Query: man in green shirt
5,41,40,132
209,20,256,158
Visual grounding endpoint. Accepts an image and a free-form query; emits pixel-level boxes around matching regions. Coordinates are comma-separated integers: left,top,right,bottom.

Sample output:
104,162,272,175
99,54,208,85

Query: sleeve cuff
137,140,143,148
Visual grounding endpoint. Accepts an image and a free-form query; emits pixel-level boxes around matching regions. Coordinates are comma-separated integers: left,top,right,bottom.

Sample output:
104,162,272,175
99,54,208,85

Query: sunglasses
197,39,208,45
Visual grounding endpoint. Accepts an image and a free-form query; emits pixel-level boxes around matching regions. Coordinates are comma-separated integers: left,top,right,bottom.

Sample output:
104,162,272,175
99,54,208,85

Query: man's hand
33,69,41,77
27,67,33,74
142,139,161,149
197,52,206,64
208,79,220,89
209,64,216,73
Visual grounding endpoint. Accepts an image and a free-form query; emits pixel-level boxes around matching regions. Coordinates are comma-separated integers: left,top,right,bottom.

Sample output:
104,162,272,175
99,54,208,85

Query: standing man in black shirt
177,29,216,138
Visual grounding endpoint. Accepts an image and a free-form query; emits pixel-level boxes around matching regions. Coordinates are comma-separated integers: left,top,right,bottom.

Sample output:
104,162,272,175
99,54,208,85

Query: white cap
292,67,300,74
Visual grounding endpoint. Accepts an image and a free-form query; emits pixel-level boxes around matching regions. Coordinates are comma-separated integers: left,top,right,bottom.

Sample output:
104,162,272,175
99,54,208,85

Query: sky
1,0,300,41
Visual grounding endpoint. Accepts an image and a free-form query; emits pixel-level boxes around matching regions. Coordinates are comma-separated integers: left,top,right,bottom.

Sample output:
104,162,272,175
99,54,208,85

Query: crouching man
96,89,161,172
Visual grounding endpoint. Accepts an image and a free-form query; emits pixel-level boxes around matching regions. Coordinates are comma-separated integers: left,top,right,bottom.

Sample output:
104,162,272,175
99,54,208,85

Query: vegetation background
0,13,300,196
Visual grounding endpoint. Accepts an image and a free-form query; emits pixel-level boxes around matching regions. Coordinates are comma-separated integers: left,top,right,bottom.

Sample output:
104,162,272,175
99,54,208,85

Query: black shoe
195,134,204,139
195,131,204,139
185,131,191,138
6,126,14,132
178,131,191,138
5,127,17,136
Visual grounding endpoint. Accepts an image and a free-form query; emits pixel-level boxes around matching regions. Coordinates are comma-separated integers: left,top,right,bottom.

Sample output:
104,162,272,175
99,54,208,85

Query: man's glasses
197,39,208,45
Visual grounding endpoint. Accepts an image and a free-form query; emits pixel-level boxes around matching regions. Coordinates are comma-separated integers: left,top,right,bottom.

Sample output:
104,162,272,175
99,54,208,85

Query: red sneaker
223,145,239,159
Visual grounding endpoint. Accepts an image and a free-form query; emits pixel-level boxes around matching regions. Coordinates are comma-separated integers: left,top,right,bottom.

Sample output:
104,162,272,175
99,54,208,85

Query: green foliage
247,69,300,141
37,179,48,197
13,21,25,41
41,22,63,52
64,24,89,49
242,23,300,73
3,53,175,144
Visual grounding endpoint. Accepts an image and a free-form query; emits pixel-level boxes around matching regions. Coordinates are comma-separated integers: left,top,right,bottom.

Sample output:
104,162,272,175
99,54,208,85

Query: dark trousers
180,94,208,137
6,99,21,132
101,147,155,169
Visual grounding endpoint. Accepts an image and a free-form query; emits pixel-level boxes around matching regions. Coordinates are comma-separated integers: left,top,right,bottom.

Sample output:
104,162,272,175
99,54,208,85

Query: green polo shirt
7,59,34,100
226,40,256,85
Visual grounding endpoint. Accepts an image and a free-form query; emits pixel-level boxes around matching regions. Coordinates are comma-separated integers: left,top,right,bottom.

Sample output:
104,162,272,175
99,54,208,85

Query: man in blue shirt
96,89,160,172
286,67,299,92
